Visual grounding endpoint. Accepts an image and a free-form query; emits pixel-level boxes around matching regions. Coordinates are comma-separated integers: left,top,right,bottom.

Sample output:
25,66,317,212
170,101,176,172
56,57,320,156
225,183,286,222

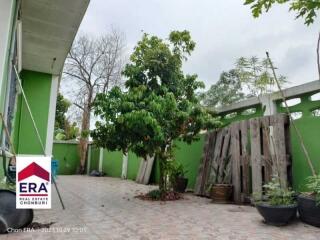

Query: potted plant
254,177,297,226
170,162,188,193
297,174,320,227
207,155,233,203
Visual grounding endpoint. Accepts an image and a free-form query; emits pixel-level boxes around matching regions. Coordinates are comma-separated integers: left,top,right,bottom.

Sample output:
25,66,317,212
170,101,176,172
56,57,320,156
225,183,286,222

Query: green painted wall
14,70,52,155
174,135,205,189
89,146,100,172
150,136,205,189
275,92,320,191
127,152,140,180
220,104,264,125
289,117,320,191
52,142,80,175
102,149,123,177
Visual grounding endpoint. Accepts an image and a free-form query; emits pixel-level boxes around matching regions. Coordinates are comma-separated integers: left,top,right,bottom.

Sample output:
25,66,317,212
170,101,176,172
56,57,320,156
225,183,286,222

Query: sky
78,0,320,89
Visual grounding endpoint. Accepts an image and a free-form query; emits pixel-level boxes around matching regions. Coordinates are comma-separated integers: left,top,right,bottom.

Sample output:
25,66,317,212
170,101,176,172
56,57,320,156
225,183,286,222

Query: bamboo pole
266,52,316,176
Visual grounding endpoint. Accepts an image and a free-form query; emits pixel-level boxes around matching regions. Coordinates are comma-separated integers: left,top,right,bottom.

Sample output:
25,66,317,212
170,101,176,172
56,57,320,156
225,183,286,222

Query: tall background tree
92,31,220,194
200,56,286,109
62,28,126,173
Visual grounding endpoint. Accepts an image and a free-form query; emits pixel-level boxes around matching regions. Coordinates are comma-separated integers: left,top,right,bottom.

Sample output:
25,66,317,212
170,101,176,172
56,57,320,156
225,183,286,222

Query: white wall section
45,75,59,156
0,0,15,98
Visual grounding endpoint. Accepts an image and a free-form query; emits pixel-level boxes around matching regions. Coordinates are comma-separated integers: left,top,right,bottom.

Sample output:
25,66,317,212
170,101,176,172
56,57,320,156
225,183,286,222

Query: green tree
199,70,245,108
55,93,71,131
244,0,320,25
92,31,220,193
236,56,287,97
54,93,79,140
200,56,286,109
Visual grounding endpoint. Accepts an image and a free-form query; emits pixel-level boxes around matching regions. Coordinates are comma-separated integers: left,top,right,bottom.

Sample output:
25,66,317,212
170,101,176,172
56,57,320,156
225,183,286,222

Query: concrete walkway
1,176,319,240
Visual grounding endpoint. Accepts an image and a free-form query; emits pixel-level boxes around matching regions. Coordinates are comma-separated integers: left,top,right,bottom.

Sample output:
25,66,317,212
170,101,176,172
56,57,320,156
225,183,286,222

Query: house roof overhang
21,0,90,75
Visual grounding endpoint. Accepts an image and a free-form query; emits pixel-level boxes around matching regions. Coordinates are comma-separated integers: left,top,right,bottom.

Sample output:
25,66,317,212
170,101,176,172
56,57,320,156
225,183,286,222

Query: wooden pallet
194,114,291,203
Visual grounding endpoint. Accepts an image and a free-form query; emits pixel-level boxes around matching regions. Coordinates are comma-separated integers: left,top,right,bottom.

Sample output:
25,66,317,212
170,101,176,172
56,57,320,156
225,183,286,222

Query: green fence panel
290,117,320,191
52,142,80,175
174,135,205,189
149,135,205,189
127,152,140,180
102,150,123,177
89,146,100,172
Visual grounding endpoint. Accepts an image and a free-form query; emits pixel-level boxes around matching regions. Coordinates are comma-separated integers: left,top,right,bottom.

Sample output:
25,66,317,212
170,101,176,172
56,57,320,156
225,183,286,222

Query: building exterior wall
13,70,52,155
0,0,17,180
0,0,16,112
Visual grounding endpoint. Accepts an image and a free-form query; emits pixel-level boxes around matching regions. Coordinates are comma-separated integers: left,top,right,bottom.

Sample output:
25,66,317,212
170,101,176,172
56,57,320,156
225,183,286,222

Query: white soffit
21,0,90,75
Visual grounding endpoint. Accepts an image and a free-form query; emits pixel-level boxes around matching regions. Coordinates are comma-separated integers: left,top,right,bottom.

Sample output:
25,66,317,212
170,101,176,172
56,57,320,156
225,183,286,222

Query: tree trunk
79,104,90,174
158,154,169,194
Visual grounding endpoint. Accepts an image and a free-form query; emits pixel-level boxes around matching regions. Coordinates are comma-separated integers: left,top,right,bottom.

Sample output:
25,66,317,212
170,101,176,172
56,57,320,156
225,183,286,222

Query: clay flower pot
210,184,233,203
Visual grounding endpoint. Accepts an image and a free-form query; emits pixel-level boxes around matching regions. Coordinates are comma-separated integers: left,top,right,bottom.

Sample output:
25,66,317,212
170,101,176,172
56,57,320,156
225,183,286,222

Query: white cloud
78,0,320,89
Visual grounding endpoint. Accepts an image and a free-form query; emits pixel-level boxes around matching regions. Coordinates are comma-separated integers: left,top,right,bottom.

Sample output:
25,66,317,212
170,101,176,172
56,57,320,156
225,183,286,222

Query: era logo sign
16,156,51,209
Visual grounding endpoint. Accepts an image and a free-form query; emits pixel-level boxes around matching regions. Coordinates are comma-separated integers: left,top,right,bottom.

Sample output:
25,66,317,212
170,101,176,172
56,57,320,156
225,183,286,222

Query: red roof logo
18,162,50,181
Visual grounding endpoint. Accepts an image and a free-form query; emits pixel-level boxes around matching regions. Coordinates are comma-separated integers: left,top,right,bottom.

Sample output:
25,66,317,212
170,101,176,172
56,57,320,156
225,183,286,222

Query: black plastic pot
173,177,188,193
0,190,33,234
256,202,297,226
298,195,320,227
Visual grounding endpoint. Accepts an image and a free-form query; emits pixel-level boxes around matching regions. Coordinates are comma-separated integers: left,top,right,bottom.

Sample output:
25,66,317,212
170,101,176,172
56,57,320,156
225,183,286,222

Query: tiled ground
1,176,320,240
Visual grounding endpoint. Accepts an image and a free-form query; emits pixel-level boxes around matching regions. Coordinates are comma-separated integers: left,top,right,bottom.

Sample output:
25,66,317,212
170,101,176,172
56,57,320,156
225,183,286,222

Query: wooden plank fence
194,114,291,203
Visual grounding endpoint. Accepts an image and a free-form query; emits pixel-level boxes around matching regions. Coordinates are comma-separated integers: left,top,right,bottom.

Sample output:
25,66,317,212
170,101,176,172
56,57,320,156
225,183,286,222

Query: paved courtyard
1,176,320,240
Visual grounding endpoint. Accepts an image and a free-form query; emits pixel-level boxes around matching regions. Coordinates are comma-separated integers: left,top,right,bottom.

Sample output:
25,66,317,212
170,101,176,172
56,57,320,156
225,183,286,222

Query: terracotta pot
210,184,233,203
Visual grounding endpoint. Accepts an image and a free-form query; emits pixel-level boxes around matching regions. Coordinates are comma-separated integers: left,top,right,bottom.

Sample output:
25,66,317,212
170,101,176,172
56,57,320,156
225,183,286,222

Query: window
290,112,302,120
281,98,301,107
310,92,320,101
312,109,320,117
224,112,237,119
241,108,256,115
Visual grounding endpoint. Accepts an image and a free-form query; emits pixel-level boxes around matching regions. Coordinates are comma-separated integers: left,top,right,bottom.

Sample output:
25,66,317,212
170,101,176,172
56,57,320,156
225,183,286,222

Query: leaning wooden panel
207,129,224,190
230,122,241,203
217,129,231,184
194,133,211,195
261,116,273,183
271,114,288,188
194,131,217,195
250,118,263,196
240,120,250,199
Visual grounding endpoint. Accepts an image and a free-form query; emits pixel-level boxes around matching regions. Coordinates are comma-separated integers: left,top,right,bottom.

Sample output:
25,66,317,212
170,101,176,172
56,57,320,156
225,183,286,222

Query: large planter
0,190,33,233
210,184,233,203
255,202,297,226
298,195,320,227
173,177,188,193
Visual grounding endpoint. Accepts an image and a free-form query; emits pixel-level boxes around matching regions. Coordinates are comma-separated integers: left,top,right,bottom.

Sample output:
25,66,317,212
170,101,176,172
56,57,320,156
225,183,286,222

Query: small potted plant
170,162,188,193
254,176,297,226
207,155,233,203
297,174,320,227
